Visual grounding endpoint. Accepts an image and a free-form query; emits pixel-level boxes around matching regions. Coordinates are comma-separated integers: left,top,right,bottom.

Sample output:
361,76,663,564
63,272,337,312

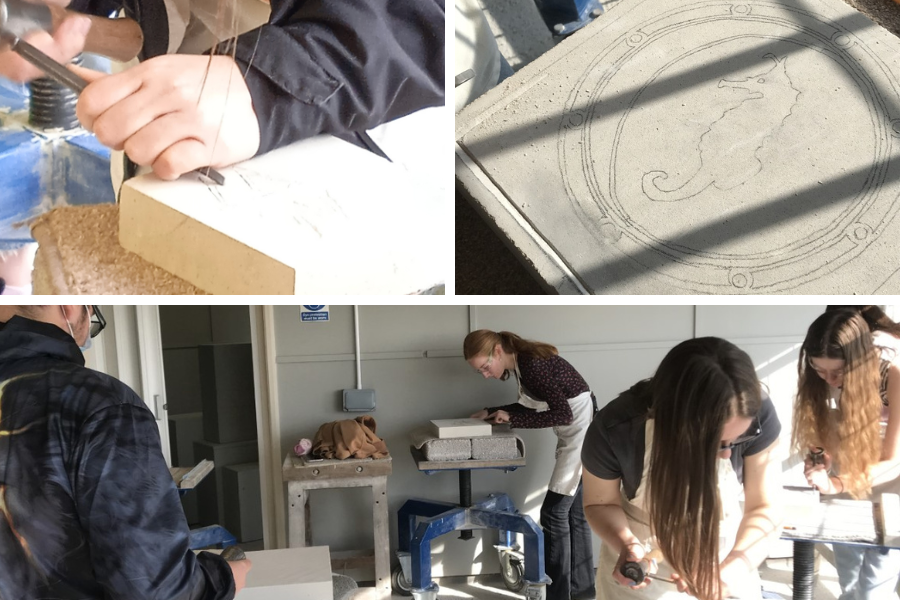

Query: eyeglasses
89,306,106,338
719,417,761,452
474,353,494,375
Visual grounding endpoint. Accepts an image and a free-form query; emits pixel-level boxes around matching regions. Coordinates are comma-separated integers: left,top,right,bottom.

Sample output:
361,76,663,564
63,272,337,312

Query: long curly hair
793,309,882,497
463,330,557,381
646,337,762,600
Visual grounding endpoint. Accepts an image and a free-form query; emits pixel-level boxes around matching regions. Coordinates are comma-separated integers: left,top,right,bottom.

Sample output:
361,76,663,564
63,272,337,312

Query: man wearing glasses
0,305,251,600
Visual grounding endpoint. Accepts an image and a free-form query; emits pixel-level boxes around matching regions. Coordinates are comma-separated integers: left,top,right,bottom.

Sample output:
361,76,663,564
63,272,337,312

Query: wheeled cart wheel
392,564,413,596
500,550,527,593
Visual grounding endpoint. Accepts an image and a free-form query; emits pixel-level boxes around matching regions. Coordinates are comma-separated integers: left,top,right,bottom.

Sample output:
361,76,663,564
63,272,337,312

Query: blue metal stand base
533,0,604,37
397,493,550,593
0,74,114,272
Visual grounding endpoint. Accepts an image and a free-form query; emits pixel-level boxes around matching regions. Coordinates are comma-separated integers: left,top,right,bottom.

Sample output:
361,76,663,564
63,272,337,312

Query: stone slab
199,343,257,445
236,546,333,600
194,439,259,527
471,432,519,461
119,107,447,295
457,0,900,294
421,437,472,461
222,463,264,543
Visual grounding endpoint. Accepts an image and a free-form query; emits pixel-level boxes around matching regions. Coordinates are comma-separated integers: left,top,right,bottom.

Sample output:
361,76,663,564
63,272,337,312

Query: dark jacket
68,0,446,155
0,315,233,600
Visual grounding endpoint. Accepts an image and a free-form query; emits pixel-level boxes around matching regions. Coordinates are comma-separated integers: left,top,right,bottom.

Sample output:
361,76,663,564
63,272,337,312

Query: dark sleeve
220,0,445,154
581,414,623,481
741,396,781,458
730,396,781,484
74,404,234,600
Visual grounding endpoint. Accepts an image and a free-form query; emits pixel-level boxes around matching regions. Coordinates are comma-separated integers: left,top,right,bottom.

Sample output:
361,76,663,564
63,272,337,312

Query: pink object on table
294,438,312,456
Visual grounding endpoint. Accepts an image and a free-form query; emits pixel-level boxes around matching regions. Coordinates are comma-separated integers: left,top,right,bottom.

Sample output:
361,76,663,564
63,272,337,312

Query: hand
612,542,656,589
669,573,690,594
75,54,261,180
486,410,510,424
803,463,834,493
228,557,252,594
803,446,833,472
0,13,91,82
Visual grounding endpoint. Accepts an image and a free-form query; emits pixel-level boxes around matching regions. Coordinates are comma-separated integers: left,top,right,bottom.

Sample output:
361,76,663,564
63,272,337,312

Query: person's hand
485,410,510,424
74,54,261,180
804,463,837,493
803,446,833,472
612,542,656,589
669,573,690,594
228,557,253,594
0,13,91,82
470,409,489,420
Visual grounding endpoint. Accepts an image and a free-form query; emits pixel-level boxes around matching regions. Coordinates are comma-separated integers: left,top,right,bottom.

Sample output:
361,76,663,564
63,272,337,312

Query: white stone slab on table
457,0,900,294
121,107,447,295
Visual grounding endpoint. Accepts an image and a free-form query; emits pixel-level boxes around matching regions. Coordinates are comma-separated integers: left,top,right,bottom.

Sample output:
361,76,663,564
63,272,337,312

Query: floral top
486,353,593,429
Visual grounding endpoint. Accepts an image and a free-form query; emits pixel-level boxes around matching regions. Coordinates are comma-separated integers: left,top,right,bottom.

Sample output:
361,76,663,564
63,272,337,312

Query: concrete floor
367,549,847,599
455,0,900,294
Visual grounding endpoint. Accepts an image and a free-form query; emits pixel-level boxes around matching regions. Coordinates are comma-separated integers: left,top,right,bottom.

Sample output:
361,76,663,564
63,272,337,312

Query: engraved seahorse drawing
642,54,800,202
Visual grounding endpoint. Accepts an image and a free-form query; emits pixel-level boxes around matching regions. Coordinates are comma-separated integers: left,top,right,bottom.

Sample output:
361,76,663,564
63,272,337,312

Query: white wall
270,305,825,577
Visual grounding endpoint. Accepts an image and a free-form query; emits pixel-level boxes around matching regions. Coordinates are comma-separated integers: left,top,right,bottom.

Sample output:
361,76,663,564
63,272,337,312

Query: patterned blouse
486,353,594,429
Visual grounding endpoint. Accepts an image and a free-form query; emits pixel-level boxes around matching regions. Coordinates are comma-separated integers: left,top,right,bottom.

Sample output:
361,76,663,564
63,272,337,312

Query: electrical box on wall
343,389,376,412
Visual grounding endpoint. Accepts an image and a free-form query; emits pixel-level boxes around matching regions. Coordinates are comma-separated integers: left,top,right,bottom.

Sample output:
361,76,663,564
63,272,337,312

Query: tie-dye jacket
0,316,234,600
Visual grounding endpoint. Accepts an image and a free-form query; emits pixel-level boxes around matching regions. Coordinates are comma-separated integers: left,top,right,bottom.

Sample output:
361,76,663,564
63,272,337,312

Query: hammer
0,0,143,63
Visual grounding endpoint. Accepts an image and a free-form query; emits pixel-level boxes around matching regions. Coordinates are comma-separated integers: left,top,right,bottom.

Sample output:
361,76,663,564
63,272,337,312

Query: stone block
199,343,257,444
194,439,259,526
222,463,263,543
471,434,519,461
421,438,471,461
237,546,333,600
118,110,446,295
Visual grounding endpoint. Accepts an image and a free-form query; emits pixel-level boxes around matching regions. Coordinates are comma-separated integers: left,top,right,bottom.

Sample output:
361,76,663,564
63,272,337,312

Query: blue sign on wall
301,305,329,322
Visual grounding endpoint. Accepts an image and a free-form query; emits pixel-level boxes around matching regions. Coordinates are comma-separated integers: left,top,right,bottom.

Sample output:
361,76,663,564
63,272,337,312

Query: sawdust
30,204,208,295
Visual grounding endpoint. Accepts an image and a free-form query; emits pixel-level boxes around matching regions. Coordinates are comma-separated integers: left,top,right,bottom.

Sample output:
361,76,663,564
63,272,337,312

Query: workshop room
1,304,899,600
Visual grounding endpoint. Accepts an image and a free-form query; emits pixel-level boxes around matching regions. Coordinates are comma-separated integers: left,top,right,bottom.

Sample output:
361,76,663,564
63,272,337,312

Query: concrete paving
458,0,900,294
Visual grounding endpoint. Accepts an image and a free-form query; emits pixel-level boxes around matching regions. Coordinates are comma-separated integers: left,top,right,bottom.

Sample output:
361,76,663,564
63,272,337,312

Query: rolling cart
393,446,550,600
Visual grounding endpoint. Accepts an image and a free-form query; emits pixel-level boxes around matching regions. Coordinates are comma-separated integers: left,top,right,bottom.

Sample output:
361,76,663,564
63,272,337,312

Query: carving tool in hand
0,29,226,185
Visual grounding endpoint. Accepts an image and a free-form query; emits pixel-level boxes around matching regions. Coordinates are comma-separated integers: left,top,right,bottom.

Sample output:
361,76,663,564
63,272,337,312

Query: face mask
63,305,92,352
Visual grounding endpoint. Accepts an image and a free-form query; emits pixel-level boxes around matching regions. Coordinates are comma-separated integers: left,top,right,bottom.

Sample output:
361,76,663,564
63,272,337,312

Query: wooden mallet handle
49,5,143,62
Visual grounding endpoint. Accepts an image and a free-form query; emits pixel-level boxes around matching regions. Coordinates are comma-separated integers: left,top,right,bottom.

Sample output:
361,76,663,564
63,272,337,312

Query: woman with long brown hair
464,329,596,600
582,337,782,600
793,306,900,600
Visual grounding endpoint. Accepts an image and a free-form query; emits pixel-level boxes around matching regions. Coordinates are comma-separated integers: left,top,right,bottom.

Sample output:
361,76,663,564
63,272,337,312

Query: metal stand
395,448,550,600
792,540,816,600
533,0,604,37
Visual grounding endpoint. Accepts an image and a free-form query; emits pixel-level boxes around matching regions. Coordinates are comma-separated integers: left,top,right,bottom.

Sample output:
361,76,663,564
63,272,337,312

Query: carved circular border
558,1,900,292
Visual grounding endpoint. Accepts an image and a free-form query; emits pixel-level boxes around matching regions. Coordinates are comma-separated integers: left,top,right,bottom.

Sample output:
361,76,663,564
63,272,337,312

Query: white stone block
236,547,333,600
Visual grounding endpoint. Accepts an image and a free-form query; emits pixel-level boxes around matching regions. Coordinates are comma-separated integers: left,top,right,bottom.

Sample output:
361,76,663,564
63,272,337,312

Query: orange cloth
311,416,389,459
